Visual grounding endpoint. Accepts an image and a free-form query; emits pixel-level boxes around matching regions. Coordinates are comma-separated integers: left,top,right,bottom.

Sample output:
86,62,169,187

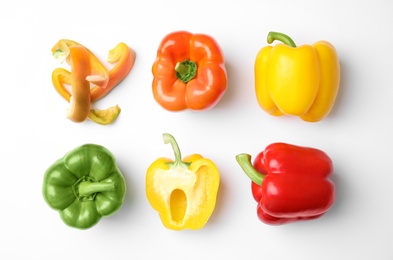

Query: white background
1,0,392,259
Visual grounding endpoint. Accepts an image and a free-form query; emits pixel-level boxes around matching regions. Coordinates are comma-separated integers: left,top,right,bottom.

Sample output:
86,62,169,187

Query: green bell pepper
42,144,126,229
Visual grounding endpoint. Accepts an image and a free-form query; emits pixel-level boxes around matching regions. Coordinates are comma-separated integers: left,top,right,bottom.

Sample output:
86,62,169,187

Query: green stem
78,181,115,197
235,153,264,186
163,133,190,169
175,60,197,83
267,31,297,47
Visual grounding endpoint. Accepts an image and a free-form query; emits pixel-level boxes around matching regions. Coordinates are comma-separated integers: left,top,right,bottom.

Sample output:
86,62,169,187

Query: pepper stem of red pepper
78,181,115,197
163,133,191,169
236,153,264,186
175,60,197,83
267,31,297,47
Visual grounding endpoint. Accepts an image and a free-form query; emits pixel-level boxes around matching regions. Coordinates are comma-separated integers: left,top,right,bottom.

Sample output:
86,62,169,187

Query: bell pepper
152,31,227,111
255,31,340,122
51,40,136,124
146,133,220,230
42,144,126,229
236,143,335,225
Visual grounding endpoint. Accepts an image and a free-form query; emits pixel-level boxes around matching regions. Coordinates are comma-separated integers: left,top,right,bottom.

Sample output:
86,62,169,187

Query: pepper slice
152,31,227,111
51,41,135,124
146,133,220,230
91,42,136,101
67,45,91,123
42,144,126,229
52,39,109,89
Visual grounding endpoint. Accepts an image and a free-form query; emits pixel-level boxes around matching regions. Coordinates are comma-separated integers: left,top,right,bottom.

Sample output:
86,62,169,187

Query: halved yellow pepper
146,133,220,231
255,31,340,122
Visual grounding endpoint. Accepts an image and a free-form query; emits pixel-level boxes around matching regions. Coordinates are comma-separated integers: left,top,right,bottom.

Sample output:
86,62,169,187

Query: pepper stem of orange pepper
175,60,197,83
235,153,264,186
267,31,297,47
163,133,191,169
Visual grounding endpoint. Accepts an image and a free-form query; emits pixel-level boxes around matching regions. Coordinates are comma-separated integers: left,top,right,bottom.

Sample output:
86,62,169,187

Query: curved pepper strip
146,133,220,230
255,31,340,122
51,41,135,124
91,42,136,101
236,143,335,225
42,144,126,229
67,45,91,122
152,31,227,111
52,39,109,88
52,68,120,125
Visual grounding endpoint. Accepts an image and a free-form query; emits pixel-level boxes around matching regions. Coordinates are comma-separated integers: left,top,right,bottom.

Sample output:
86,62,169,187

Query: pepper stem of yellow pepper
235,153,264,186
163,133,191,169
267,31,297,47
175,60,197,83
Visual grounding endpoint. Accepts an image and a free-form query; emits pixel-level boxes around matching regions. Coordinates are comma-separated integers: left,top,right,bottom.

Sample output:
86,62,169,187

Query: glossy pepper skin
255,31,340,122
152,31,227,111
236,143,335,225
42,144,126,229
146,133,220,230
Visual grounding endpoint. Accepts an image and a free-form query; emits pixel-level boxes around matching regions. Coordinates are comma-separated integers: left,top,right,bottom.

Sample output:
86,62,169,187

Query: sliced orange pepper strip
51,42,135,102
51,68,121,124
52,39,109,89
67,45,91,122
90,42,136,101
51,41,134,125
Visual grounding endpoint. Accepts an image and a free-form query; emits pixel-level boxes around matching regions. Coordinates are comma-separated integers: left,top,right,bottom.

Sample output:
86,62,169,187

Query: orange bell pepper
152,31,227,111
51,40,136,124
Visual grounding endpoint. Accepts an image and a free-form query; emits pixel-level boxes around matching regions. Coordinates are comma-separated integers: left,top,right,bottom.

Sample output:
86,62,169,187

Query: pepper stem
78,181,115,197
267,31,297,47
175,60,197,83
163,133,190,169
235,153,264,186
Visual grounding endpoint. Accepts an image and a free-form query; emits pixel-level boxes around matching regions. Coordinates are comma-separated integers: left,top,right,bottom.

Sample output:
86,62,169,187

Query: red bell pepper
236,143,335,225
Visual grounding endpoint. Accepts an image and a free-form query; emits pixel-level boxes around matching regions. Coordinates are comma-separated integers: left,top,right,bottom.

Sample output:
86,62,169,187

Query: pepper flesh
152,31,227,111
236,143,335,225
42,144,126,229
146,133,220,230
255,31,340,122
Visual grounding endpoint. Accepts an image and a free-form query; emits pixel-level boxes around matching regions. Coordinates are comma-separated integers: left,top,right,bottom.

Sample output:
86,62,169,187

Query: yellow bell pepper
146,133,220,231
255,31,340,122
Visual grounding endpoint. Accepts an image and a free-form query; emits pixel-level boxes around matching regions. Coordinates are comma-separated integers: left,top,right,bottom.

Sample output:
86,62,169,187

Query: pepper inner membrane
170,189,187,222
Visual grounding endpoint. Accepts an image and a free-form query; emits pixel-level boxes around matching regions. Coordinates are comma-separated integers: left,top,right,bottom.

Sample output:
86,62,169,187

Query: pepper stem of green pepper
175,60,197,83
163,133,191,169
236,153,264,186
78,181,115,197
267,31,297,47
